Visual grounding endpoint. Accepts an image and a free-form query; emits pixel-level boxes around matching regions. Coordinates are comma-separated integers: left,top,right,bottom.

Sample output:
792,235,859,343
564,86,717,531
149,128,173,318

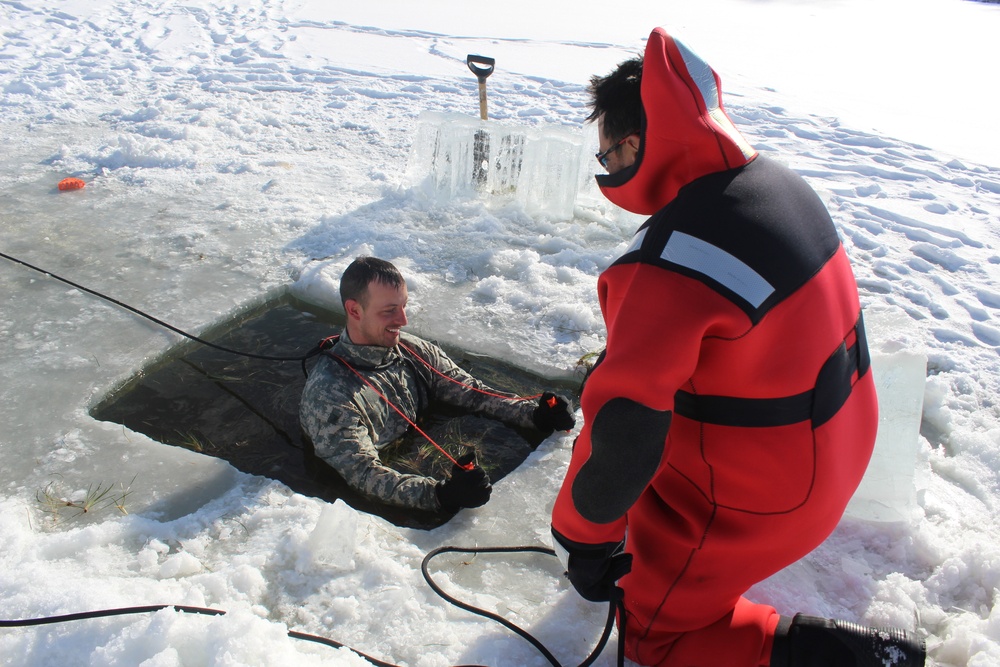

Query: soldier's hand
532,392,576,434
435,452,491,512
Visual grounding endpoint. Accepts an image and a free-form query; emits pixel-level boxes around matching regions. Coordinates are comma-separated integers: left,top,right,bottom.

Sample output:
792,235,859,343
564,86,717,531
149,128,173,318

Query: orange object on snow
58,178,86,191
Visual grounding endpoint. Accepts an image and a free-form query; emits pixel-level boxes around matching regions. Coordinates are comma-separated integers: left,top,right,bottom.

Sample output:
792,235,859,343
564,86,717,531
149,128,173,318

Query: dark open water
92,293,578,529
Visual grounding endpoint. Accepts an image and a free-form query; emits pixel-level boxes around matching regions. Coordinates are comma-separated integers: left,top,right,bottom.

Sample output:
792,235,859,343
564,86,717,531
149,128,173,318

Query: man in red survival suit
550,27,926,667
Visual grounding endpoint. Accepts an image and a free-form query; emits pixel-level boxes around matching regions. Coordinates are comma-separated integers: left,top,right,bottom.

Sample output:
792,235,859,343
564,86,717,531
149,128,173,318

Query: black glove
435,452,492,512
532,392,576,433
553,529,633,602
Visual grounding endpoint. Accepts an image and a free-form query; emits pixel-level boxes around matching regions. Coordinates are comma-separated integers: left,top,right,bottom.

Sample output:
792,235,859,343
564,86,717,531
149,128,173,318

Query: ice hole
91,293,578,529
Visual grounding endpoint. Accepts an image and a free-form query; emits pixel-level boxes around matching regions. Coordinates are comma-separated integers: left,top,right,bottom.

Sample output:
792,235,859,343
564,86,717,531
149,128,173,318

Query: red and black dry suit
551,27,878,667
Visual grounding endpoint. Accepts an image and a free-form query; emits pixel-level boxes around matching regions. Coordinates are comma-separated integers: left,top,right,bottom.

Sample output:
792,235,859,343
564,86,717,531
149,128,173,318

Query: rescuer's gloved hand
532,392,576,433
552,529,633,602
435,452,492,512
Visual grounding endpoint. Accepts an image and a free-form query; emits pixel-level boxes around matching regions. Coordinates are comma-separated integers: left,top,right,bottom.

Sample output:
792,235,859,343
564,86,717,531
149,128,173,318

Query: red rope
321,337,544,471
398,342,542,402
327,352,473,470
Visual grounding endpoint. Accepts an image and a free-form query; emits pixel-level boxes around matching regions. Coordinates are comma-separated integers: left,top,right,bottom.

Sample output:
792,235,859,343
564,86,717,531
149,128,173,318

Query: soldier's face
347,280,409,347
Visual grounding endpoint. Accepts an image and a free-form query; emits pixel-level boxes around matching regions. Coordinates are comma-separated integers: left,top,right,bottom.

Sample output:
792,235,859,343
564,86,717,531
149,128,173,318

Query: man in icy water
300,256,575,514
549,27,926,667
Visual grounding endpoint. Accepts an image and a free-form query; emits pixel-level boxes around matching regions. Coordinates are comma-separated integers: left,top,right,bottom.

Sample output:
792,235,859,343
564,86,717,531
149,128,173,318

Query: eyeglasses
595,135,631,168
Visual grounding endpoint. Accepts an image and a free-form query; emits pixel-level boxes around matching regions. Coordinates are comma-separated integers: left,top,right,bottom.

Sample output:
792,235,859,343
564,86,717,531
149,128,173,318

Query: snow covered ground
2,0,1000,665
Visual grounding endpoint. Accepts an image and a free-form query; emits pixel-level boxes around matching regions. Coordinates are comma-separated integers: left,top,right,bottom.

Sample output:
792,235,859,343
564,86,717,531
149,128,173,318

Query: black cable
0,604,396,666
423,546,561,666
286,630,399,667
421,545,622,667
615,599,626,667
0,604,224,627
0,549,622,667
0,250,309,363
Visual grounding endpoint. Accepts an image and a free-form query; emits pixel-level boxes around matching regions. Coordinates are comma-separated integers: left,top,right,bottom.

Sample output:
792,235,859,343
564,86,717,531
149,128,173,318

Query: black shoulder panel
572,398,671,524
611,157,842,323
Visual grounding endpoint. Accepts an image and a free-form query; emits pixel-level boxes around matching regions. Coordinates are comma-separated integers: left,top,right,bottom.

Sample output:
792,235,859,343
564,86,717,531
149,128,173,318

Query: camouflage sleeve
409,338,538,429
300,369,441,512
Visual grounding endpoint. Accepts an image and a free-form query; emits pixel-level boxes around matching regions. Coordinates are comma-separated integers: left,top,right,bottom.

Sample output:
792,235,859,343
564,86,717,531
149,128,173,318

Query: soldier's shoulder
399,330,429,346
399,331,446,356
304,356,357,395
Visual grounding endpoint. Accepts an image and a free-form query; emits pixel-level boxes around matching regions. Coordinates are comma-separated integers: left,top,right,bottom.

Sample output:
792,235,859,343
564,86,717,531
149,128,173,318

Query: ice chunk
844,306,926,523
405,111,586,220
303,500,358,571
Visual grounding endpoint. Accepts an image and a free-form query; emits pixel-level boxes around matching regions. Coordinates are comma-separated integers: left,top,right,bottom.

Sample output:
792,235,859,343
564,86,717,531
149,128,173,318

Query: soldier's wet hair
340,256,405,307
587,55,644,145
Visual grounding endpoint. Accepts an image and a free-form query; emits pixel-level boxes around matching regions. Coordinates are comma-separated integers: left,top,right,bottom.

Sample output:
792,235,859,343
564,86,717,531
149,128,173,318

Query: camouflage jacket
299,330,537,511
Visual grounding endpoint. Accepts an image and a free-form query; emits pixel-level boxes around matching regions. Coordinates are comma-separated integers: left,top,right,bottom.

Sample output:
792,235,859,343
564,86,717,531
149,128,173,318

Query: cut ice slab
405,111,588,220
844,306,927,523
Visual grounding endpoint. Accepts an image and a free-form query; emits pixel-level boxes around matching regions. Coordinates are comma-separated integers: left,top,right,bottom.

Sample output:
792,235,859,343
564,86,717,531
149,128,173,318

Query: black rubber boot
770,614,926,667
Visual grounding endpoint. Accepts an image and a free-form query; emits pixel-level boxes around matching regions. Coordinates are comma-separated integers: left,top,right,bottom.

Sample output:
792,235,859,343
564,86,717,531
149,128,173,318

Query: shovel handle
466,54,495,82
467,54,494,121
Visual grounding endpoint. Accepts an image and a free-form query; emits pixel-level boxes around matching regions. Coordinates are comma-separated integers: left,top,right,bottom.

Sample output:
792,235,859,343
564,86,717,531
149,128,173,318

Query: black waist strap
674,312,870,429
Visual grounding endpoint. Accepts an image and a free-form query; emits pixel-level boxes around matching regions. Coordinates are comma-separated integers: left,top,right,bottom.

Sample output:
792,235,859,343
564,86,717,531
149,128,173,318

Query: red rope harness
326,351,472,469
322,338,541,471
398,342,543,402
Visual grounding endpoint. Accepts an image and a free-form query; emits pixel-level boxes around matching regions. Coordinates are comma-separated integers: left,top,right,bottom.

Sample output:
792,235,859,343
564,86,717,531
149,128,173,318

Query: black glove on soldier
532,392,576,433
552,529,633,602
435,452,492,512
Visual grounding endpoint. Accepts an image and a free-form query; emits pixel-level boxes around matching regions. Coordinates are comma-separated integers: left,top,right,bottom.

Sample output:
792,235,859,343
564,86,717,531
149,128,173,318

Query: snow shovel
467,54,494,185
